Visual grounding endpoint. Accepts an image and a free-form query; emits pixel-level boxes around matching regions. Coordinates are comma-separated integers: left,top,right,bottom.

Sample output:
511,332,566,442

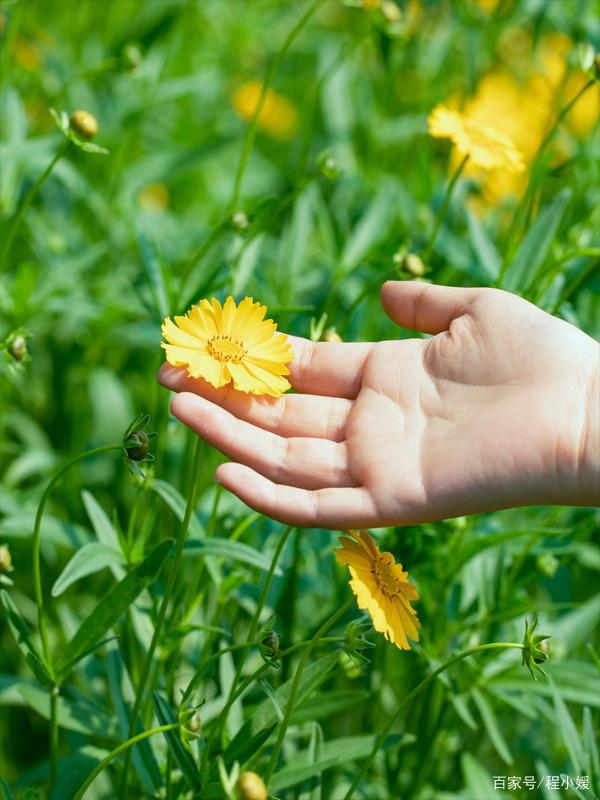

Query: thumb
380,281,480,334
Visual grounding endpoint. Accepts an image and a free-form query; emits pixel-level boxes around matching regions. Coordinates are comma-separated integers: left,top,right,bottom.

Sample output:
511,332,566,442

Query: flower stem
264,597,355,783
72,722,178,800
342,641,524,799
198,525,293,775
119,438,202,797
228,0,320,212
0,140,71,271
50,687,59,785
500,78,595,282
423,154,469,261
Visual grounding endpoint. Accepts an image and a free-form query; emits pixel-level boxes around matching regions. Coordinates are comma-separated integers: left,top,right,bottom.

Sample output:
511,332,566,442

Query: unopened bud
122,42,142,71
187,709,202,734
69,110,98,141
231,210,249,233
236,771,268,800
125,431,150,461
0,545,12,573
381,0,402,22
403,253,425,277
533,638,550,665
261,631,280,657
321,327,342,343
8,335,27,361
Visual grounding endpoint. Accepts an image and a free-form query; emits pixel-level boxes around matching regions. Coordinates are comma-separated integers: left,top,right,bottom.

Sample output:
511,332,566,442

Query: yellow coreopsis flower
428,104,525,173
232,80,298,140
335,530,420,651
161,297,293,398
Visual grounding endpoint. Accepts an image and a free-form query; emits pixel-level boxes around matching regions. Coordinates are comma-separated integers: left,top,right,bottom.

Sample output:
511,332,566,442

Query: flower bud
125,431,150,461
8,335,27,361
321,327,342,343
381,1,402,22
231,210,250,233
0,545,12,573
522,613,551,680
69,110,98,141
236,771,268,800
318,154,342,180
536,553,559,578
261,630,280,657
401,253,426,277
122,42,142,71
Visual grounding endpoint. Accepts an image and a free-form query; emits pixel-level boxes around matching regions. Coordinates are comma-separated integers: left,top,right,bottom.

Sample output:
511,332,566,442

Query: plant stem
264,597,355,783
33,444,122,669
342,642,524,799
0,140,71,270
228,0,320,212
72,723,178,800
500,78,595,282
423,154,469,261
198,525,292,775
119,438,202,797
50,687,59,785
182,639,264,703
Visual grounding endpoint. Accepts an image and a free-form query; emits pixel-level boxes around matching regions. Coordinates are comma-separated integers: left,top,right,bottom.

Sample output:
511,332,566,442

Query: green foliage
0,0,598,798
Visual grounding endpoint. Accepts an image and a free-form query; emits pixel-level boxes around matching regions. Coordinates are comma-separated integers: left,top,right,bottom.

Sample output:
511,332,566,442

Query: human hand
158,282,599,529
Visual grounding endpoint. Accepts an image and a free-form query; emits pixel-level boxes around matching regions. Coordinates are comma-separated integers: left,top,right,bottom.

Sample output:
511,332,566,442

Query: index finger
286,335,372,399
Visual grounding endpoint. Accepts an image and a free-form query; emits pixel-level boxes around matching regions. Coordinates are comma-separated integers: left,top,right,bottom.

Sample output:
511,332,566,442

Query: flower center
207,334,247,363
372,553,402,598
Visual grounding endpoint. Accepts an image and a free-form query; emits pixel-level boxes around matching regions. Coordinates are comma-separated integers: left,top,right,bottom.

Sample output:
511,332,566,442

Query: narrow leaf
153,692,202,791
51,543,123,597
502,188,571,292
0,590,53,687
549,675,585,774
183,538,282,574
54,539,173,679
471,687,513,765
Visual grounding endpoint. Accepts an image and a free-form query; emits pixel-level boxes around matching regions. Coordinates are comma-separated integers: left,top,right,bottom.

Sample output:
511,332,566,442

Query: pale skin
158,282,600,529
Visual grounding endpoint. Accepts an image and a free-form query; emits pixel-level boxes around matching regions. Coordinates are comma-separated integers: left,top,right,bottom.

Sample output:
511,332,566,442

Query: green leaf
48,746,108,800
106,642,161,794
0,590,53,687
183,538,282,574
81,489,121,552
221,722,277,772
0,777,14,800
549,675,585,774
149,479,205,539
137,233,173,320
502,188,572,293
51,542,123,596
583,706,600,794
250,652,340,734
548,594,600,651
340,180,396,274
17,682,118,738
471,687,513,765
270,733,410,792
54,539,173,680
466,210,501,281
153,692,202,792
461,753,507,800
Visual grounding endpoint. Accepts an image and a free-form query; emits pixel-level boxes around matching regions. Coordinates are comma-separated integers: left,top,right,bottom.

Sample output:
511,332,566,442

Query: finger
215,462,378,529
159,363,350,442
286,335,372,399
171,393,354,490
380,281,480,334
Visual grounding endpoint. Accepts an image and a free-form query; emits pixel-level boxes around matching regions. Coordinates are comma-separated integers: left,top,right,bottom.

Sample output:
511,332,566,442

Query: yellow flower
428,104,525,173
232,80,298,140
161,297,293,398
335,530,420,651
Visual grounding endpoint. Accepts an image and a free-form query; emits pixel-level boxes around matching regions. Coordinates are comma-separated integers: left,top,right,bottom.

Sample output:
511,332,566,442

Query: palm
159,282,592,528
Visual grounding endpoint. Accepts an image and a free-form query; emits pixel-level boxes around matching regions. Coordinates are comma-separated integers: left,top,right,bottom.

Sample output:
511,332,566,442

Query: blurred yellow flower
232,80,298,140
162,296,293,397
429,104,525,173
13,38,42,71
138,183,170,213
335,530,420,651
362,0,381,9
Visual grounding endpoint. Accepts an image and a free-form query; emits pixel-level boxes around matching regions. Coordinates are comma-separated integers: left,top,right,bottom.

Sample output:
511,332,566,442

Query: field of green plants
1,0,599,798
